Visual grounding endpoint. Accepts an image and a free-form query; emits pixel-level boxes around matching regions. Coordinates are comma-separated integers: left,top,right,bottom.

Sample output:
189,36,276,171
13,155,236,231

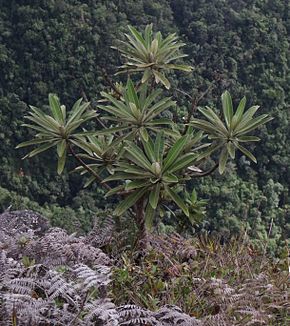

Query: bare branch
183,84,214,135
101,68,123,98
190,162,219,178
67,142,111,191
81,90,107,129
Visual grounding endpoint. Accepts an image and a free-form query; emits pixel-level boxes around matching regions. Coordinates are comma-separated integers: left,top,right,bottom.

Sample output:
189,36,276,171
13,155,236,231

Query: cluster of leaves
17,24,271,237
114,24,192,89
191,92,272,173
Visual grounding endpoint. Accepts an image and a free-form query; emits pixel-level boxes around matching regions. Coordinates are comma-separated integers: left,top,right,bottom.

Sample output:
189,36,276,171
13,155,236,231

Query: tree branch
101,68,123,98
175,88,193,100
67,142,111,191
81,89,107,129
183,84,214,135
190,162,219,178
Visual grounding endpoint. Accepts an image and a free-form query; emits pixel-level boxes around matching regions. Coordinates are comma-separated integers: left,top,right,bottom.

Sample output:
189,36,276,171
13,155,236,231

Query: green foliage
98,79,176,140
18,25,271,240
114,24,192,89
0,186,96,234
17,95,97,174
105,133,199,223
191,91,272,173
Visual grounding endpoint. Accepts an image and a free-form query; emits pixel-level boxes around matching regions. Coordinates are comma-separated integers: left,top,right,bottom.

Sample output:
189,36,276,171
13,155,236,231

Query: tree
17,25,272,247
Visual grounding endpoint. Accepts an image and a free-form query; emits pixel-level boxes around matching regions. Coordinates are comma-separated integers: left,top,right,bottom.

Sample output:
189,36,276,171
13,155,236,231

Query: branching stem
183,84,214,134
101,68,123,98
81,89,107,129
191,163,219,178
67,142,111,191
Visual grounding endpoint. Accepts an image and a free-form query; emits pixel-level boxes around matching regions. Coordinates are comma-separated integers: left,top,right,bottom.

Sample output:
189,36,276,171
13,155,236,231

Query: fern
118,305,160,325
74,263,111,291
84,299,119,325
154,305,202,325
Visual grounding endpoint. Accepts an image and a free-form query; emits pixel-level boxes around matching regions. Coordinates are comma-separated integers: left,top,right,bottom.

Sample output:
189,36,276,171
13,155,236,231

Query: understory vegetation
0,0,289,248
0,211,289,325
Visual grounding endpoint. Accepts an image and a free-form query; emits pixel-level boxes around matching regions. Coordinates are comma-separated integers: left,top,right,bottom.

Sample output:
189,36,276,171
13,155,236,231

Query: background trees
0,0,289,247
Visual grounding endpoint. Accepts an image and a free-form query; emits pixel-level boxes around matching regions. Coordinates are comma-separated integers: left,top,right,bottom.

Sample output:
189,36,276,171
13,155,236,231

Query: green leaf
103,172,148,182
142,136,155,163
162,173,178,183
125,142,152,171
145,203,155,230
234,105,260,132
143,88,163,110
67,100,90,125
149,183,161,209
227,141,236,159
84,175,97,188
128,25,147,48
16,138,58,148
49,94,64,123
114,187,148,216
190,119,223,135
139,126,149,142
218,147,228,174
105,185,124,198
168,153,197,173
146,118,173,125
154,132,165,162
23,141,58,159
235,115,272,134
144,24,153,47
221,91,233,128
127,79,140,108
165,186,189,217
151,38,159,55
57,139,67,157
236,143,257,163
165,64,192,71
125,180,150,191
191,189,197,203
231,96,246,129
163,135,188,172
144,98,175,121
153,70,170,89
141,69,151,83
57,152,66,175
198,107,228,134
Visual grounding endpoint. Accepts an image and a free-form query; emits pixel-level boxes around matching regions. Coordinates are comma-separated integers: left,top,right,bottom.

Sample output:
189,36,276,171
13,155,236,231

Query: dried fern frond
74,263,112,291
86,215,116,248
154,305,202,325
118,305,160,325
84,299,119,325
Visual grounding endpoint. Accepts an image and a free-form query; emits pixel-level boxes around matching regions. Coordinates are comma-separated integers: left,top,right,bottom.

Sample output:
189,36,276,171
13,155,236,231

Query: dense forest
0,0,289,249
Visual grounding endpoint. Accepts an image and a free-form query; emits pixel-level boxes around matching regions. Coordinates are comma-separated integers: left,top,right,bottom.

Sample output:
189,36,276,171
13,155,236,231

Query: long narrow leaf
149,183,161,209
114,187,148,216
163,135,188,172
165,186,189,217
221,91,233,128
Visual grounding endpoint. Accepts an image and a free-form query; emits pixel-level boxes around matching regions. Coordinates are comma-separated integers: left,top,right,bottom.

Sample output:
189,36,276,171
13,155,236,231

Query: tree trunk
134,197,148,250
